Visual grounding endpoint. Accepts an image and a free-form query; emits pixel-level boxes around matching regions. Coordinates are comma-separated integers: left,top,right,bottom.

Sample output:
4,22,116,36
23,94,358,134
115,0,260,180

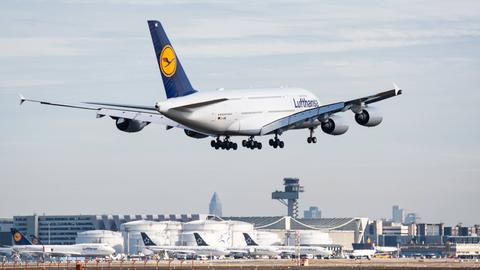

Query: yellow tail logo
160,45,177,77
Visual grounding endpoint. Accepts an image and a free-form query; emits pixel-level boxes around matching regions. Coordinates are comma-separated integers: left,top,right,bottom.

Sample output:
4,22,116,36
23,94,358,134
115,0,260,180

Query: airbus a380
140,232,229,258
20,20,402,151
10,229,115,258
243,233,331,259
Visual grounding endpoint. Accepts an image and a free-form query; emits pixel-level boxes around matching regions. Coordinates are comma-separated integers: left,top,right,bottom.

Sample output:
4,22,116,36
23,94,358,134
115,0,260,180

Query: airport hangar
5,214,368,254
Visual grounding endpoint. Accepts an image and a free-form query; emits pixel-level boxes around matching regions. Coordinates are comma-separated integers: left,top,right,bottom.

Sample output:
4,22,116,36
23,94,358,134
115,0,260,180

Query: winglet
19,94,26,106
393,83,402,95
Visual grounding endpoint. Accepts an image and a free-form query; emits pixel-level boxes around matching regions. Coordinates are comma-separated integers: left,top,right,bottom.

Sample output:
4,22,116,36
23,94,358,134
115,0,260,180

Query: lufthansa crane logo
160,45,177,77
14,232,22,242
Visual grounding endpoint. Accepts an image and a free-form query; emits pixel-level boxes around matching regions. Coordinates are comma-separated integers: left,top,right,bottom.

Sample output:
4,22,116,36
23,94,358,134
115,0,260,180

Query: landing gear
210,136,238,150
242,136,262,150
307,128,317,144
269,133,284,149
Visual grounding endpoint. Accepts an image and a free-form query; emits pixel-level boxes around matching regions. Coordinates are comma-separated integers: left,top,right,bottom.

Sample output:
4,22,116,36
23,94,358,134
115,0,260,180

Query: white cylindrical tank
181,220,230,246
76,230,124,254
228,221,254,247
286,230,332,246
256,230,283,245
120,220,182,254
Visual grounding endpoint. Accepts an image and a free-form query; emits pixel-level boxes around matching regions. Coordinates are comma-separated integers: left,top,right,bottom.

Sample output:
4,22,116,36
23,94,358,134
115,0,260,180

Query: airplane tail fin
193,233,209,246
140,232,157,246
147,20,197,99
243,233,259,246
11,229,33,245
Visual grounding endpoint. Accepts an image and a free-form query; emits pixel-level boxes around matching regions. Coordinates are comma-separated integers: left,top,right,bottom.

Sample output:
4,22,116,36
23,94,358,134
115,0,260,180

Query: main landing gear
307,127,317,144
269,134,284,149
211,136,238,150
242,136,262,150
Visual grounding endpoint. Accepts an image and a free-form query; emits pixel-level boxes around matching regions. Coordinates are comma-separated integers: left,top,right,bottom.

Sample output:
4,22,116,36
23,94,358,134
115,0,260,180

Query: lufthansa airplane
20,20,402,151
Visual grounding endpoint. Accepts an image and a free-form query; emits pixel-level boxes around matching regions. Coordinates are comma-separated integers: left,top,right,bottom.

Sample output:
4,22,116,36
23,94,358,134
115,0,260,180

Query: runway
2,258,480,270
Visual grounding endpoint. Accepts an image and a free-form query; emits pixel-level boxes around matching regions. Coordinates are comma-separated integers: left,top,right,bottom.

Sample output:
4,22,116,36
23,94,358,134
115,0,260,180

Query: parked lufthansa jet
20,20,402,151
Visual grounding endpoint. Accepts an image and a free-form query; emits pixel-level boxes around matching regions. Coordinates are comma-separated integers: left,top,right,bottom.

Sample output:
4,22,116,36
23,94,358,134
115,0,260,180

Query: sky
0,0,479,226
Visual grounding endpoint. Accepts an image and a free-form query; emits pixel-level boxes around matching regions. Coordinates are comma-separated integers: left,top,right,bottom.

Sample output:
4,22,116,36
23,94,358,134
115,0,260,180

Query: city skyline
0,0,479,225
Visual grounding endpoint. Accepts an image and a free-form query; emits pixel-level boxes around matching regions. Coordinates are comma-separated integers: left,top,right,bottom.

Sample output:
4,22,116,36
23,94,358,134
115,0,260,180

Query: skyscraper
392,205,405,223
209,192,223,217
304,206,321,219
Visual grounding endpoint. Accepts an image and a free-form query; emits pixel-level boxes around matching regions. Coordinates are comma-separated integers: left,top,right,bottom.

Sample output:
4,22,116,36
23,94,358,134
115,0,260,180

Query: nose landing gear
211,136,238,150
242,136,262,150
307,128,317,144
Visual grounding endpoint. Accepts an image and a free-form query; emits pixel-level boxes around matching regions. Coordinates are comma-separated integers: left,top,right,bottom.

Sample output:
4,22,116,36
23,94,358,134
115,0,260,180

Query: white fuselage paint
147,245,229,257
156,88,321,136
12,244,115,257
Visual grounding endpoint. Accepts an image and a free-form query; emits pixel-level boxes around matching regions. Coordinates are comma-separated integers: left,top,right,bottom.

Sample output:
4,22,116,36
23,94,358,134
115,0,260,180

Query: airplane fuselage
156,87,321,136
12,244,115,257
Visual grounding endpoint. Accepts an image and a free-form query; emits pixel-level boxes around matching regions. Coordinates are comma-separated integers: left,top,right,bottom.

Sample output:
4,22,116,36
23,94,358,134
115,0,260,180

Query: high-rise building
405,213,419,224
209,192,223,217
303,206,321,219
392,205,405,223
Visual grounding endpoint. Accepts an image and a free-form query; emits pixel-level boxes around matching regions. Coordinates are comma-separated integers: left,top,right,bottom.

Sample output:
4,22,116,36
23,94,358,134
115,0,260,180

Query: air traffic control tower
272,178,304,218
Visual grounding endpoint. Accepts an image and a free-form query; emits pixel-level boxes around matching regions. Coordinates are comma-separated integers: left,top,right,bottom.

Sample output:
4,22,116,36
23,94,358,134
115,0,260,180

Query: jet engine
184,129,209,139
115,118,149,133
354,107,383,127
321,115,349,135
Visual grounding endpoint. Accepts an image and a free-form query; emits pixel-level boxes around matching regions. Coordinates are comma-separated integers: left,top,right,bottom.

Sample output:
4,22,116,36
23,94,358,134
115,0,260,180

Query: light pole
48,222,51,245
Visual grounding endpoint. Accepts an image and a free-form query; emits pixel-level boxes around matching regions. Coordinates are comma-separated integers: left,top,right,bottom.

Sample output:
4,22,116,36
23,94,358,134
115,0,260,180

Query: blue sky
0,0,479,225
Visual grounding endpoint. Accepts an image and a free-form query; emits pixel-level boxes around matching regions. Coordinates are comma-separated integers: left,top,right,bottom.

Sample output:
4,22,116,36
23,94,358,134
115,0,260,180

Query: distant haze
0,0,479,225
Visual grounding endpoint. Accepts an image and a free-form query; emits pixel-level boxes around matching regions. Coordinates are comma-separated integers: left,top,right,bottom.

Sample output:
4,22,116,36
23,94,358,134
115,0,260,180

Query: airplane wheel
269,139,274,146
242,140,247,147
233,143,238,150
214,144,220,150
279,141,284,148
257,142,262,150
211,140,216,147
273,143,278,149
307,137,312,143
312,137,317,143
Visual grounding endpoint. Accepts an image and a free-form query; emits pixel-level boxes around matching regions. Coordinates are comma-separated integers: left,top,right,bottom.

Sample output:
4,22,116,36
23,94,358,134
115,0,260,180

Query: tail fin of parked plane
147,20,197,99
30,235,42,245
11,229,32,245
243,233,259,246
140,232,157,246
193,233,209,246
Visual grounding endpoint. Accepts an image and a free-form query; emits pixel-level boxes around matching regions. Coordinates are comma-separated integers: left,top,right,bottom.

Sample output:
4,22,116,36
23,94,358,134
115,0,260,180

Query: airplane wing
19,96,188,130
260,86,402,135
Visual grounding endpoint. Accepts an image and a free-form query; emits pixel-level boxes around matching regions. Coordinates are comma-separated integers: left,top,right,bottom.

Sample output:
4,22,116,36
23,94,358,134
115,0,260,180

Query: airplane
140,232,229,259
240,233,281,258
347,243,397,259
243,233,331,259
10,229,115,258
19,20,402,151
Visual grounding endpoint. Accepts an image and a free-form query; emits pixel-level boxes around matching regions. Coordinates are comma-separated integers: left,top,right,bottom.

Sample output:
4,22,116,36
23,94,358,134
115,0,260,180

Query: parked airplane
10,229,115,258
347,243,397,259
19,20,402,151
240,233,281,258
192,233,252,258
243,233,331,258
140,232,229,258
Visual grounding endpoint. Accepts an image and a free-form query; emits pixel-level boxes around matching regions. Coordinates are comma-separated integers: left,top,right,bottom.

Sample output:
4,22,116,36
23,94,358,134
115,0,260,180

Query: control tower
272,178,304,218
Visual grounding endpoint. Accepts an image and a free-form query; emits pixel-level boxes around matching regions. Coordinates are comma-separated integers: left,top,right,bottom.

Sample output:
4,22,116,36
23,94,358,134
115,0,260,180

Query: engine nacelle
321,115,349,135
354,107,383,127
184,129,209,139
115,118,148,133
